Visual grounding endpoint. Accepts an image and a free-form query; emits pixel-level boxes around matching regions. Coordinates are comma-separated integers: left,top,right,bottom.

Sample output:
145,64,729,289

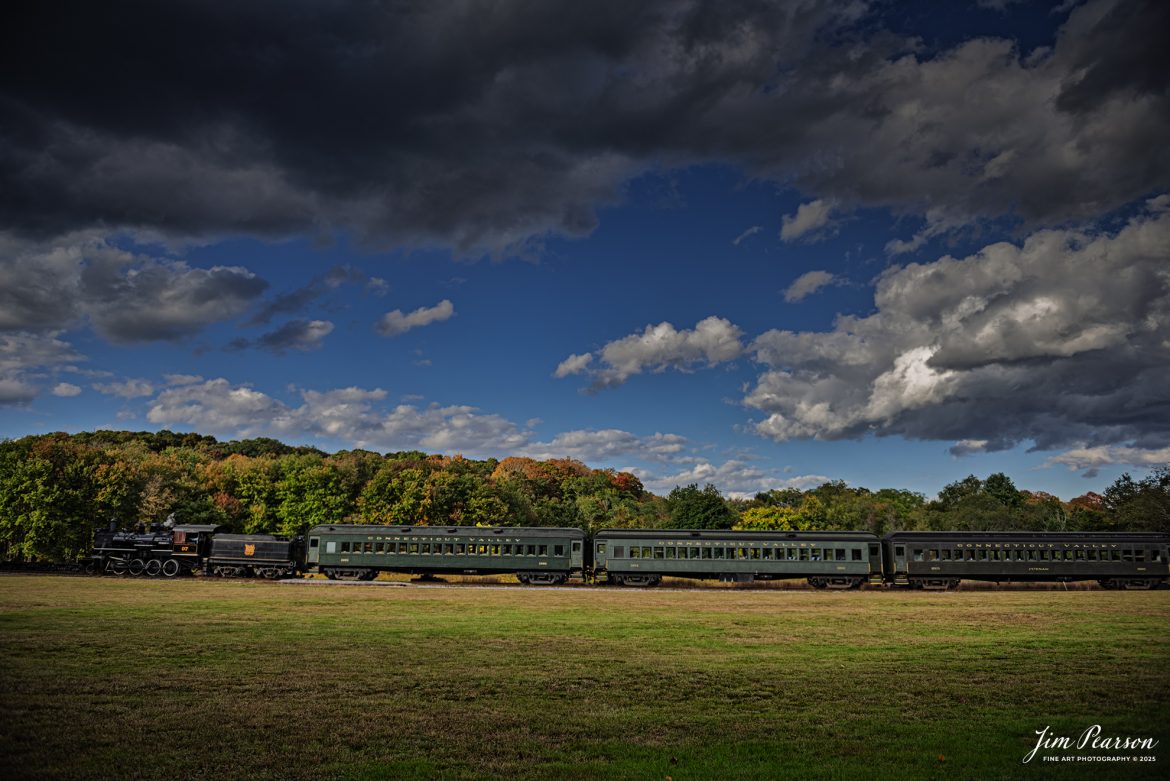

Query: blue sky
3,1,1169,499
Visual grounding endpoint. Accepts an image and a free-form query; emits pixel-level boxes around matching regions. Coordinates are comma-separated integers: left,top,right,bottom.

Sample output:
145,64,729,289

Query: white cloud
0,378,38,405
559,315,744,390
0,331,82,376
949,439,990,457
732,225,762,246
145,378,530,456
164,373,203,386
553,352,592,378
523,429,690,464
783,270,837,303
147,379,288,433
745,208,1170,451
94,378,155,398
636,459,830,500
780,200,835,242
0,331,85,405
1045,446,1170,471
142,377,709,468
50,382,82,397
376,299,454,337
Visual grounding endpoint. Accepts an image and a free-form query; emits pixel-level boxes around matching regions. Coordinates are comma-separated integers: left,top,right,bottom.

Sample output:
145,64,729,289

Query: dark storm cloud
4,0,1166,255
1054,0,1170,113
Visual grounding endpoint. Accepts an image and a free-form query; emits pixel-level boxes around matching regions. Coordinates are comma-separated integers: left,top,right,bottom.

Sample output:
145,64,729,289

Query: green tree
275,456,352,536
984,472,1023,508
735,505,809,531
1104,467,1170,532
936,475,983,510
666,484,735,529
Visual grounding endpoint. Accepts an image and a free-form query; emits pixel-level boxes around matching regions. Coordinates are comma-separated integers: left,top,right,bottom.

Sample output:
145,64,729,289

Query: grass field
1,575,1167,780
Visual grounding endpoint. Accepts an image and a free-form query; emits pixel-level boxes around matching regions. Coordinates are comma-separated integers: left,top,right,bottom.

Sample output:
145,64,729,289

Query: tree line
1,431,1166,562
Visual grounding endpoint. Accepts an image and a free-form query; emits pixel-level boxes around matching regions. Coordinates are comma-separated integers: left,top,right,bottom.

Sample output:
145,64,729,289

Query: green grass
0,575,1167,780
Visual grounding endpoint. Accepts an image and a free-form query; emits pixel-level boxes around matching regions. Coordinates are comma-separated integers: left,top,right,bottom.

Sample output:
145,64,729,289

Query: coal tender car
306,524,587,584
593,528,884,587
884,531,1170,590
206,534,305,579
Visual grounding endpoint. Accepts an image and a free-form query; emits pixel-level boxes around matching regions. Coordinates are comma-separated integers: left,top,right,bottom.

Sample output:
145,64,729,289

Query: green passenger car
884,531,1170,590
306,525,587,584
593,529,882,588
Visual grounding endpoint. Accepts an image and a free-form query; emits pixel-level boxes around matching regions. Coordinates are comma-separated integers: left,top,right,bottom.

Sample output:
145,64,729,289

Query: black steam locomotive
85,522,303,579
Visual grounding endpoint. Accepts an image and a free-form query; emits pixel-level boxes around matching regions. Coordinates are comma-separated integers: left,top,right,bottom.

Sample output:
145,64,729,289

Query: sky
2,0,1168,500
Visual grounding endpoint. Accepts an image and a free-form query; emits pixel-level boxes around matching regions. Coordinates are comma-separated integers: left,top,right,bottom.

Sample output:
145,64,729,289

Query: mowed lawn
0,576,1167,780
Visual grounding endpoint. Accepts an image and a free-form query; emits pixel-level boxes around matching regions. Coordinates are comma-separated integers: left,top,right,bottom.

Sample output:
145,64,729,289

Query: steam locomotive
84,522,1170,590
85,522,302,580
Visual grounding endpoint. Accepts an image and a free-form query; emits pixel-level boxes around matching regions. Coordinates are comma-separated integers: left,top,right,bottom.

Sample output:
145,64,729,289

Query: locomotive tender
84,522,1170,589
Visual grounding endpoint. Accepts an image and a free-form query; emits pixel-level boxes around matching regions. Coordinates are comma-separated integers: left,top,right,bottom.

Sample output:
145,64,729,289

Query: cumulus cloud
145,378,529,455
780,200,835,242
558,316,744,390
0,232,267,342
1044,446,1170,471
0,379,38,405
744,208,1170,450
636,459,830,500
84,258,267,343
376,300,455,337
142,376,711,469
2,1,1165,255
783,271,838,303
51,382,82,397
93,378,155,398
147,379,290,434
0,331,84,405
949,439,990,457
523,429,690,464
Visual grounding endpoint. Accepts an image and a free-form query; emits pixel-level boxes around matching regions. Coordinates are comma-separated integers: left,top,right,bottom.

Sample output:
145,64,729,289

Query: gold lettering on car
244,544,256,557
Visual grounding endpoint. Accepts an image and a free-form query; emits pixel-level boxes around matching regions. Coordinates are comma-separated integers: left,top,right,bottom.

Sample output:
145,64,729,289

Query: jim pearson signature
1023,725,1159,764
